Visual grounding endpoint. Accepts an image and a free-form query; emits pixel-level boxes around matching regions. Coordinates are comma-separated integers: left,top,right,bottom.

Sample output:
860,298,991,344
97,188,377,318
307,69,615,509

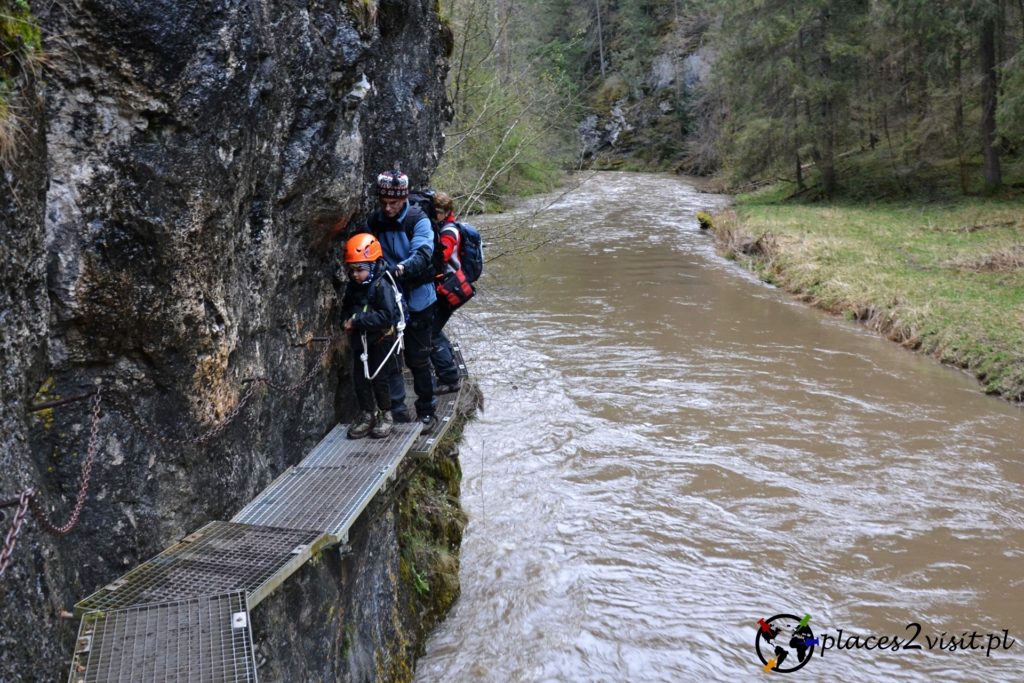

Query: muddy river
415,172,1024,682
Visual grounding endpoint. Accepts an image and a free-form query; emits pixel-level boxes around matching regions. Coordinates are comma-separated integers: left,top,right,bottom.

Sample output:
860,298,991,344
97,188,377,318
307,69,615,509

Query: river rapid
415,172,1024,682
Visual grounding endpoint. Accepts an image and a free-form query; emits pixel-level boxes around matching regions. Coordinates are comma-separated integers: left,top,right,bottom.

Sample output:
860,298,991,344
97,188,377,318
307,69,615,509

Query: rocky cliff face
0,0,453,679
578,40,713,173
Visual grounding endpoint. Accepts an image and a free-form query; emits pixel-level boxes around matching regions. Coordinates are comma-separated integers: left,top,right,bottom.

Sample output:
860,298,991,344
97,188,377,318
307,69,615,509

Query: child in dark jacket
341,233,403,439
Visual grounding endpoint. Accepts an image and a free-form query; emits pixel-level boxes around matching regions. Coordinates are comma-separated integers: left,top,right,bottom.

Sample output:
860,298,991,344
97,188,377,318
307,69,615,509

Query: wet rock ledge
0,0,460,679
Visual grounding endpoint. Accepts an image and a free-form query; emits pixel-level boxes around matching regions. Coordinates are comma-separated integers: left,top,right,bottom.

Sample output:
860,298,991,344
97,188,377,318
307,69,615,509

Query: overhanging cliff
0,0,456,679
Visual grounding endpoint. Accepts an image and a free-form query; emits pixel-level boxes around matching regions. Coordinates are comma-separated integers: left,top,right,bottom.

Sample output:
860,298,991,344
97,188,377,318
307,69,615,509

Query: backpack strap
360,270,406,380
401,204,426,240
439,222,461,271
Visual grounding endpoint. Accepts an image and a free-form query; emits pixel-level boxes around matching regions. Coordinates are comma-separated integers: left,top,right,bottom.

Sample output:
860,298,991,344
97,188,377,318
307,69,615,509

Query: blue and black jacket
367,202,437,312
341,261,401,339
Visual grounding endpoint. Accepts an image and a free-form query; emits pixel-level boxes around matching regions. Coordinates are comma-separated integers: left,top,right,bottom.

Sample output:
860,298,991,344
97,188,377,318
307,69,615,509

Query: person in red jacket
430,192,474,393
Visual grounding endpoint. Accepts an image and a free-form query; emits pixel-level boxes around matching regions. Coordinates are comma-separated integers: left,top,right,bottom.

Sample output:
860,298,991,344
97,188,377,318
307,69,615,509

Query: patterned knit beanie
377,170,409,199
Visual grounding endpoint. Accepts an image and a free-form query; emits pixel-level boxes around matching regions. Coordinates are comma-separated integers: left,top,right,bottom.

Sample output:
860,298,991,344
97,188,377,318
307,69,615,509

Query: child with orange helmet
341,233,403,439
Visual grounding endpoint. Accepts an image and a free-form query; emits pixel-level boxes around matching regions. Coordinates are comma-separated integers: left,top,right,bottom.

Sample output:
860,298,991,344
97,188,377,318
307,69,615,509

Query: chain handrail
1,334,337,579
0,490,33,579
126,379,266,447
28,388,103,535
256,335,335,396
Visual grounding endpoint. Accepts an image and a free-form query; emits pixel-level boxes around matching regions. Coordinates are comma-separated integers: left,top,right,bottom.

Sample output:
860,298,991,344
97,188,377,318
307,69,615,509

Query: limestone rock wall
0,0,452,679
579,40,713,171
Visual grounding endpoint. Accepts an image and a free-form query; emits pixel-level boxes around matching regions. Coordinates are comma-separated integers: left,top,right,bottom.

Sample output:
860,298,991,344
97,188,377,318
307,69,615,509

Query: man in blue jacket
367,170,437,433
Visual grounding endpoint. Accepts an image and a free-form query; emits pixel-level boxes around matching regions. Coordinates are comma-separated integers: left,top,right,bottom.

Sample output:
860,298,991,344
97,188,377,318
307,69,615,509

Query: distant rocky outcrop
578,40,713,172
0,0,454,679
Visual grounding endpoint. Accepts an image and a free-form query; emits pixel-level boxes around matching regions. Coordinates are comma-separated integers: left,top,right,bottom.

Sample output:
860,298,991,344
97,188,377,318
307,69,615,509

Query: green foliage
606,1,658,91
396,434,467,624
435,0,582,211
1,0,41,52
998,49,1024,143
594,73,628,109
0,0,42,160
434,0,1024,194
409,564,430,596
702,0,1023,198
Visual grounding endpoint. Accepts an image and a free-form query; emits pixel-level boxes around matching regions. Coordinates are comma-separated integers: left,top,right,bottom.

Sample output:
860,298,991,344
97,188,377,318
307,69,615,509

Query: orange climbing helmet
344,233,383,263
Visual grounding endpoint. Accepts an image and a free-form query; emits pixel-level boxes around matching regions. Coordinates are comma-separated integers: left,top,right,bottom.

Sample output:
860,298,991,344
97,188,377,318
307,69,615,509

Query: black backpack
406,190,446,286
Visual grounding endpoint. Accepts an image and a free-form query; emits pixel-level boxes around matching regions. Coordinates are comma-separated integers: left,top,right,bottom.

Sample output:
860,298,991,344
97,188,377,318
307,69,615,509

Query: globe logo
755,613,818,673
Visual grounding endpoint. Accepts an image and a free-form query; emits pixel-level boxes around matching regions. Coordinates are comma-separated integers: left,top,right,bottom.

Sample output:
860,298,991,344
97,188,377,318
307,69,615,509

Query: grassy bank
710,187,1024,402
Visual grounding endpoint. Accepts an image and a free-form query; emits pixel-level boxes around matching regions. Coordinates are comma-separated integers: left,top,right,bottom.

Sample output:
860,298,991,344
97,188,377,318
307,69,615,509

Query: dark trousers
352,334,397,414
389,304,437,417
430,300,460,386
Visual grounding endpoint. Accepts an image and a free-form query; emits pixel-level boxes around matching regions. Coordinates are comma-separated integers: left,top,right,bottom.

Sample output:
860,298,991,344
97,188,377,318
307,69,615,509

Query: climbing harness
360,270,406,380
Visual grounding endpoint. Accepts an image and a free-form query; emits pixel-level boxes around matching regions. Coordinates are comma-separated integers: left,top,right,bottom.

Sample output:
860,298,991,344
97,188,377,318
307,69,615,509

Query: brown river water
414,172,1024,682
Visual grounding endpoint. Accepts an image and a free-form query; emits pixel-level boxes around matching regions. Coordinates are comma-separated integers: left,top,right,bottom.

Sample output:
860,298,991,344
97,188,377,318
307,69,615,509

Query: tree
708,0,869,196
979,5,1002,191
434,0,582,209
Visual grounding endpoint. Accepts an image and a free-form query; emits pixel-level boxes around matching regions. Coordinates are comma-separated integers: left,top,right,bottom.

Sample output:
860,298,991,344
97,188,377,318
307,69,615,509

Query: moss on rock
395,386,476,648
0,0,41,160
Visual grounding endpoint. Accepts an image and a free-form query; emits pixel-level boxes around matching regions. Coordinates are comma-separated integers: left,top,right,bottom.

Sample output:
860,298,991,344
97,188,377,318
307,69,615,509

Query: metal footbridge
66,343,469,683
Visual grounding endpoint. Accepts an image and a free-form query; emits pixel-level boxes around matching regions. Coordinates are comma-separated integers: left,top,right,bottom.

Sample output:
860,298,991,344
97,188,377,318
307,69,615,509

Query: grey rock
683,51,711,90
0,0,452,679
649,53,676,91
579,101,632,158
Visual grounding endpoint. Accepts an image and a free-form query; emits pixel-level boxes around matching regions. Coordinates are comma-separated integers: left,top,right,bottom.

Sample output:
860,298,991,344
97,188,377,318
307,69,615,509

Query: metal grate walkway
67,338,470,682
231,423,421,542
409,340,469,456
70,591,257,683
75,522,328,615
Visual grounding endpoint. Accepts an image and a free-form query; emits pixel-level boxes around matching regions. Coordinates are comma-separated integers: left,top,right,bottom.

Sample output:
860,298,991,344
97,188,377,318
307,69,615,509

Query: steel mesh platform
231,423,420,541
398,335,466,456
451,339,469,379
299,422,421,468
69,591,257,683
410,387,462,456
65,337,473,678
75,522,326,615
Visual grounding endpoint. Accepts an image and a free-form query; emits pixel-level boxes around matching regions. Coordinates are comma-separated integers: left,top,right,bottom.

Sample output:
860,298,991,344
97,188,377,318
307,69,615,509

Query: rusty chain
28,388,103,535
1,389,102,577
259,336,335,396
0,490,33,579
1,335,337,579
128,378,265,447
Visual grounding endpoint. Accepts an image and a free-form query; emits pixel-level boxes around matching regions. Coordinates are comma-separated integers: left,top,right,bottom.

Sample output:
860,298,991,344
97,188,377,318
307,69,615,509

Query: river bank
708,187,1024,403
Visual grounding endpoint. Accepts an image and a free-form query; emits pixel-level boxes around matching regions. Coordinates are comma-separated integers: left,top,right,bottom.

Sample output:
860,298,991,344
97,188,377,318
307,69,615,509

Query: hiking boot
418,413,438,435
391,408,412,423
347,411,374,439
436,380,461,394
370,410,393,439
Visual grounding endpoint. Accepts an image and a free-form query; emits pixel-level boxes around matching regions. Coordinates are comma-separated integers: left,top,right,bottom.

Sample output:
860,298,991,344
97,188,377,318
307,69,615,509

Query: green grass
1,0,42,161
713,192,1024,401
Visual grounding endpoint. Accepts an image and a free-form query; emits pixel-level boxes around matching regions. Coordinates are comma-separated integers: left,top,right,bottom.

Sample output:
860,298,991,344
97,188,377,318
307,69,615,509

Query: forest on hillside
436,0,1024,201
